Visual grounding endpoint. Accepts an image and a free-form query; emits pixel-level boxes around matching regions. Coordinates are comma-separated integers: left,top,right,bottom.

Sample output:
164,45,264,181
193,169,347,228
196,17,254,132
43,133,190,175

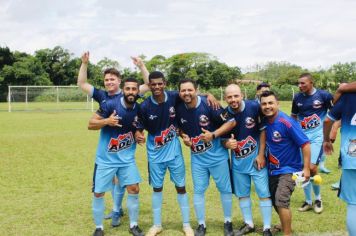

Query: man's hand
106,110,121,127
224,134,237,149
206,93,221,110
81,51,90,64
181,133,192,147
302,167,310,182
323,141,334,155
131,56,144,68
255,154,266,170
135,130,146,145
200,128,214,143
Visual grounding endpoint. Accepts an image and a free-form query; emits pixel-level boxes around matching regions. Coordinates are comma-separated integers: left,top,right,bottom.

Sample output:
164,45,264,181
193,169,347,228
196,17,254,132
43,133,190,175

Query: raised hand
131,56,144,68
81,51,90,64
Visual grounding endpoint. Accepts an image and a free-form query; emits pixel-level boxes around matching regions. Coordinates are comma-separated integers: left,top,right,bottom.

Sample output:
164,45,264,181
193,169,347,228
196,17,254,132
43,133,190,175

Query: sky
1,0,356,72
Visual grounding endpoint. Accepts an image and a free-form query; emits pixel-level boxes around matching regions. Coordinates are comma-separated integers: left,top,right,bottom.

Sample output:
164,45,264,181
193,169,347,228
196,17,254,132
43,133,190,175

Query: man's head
256,82,270,97
298,73,314,94
260,91,279,118
148,71,166,97
122,77,139,105
224,84,243,111
178,78,198,105
103,68,121,94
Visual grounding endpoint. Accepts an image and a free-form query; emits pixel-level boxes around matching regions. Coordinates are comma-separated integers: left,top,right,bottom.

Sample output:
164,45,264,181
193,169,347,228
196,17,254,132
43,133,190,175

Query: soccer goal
7,86,94,112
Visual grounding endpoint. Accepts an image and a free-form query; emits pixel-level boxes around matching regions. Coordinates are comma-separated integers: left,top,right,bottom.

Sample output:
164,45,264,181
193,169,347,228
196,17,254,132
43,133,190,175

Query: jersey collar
227,100,245,114
150,91,167,105
120,96,136,110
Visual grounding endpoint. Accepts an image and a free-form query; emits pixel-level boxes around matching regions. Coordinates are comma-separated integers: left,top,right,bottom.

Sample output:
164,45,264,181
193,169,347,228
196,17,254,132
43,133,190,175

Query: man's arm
323,117,335,155
88,110,120,130
255,130,266,170
77,51,93,95
334,81,356,104
301,143,311,181
131,56,150,95
200,120,236,143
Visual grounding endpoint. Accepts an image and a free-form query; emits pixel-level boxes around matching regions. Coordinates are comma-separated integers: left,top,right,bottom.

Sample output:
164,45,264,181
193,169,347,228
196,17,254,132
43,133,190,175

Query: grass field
0,101,347,236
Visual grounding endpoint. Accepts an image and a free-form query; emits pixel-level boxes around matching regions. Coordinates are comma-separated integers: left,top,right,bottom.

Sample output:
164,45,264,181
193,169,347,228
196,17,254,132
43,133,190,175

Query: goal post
8,85,95,112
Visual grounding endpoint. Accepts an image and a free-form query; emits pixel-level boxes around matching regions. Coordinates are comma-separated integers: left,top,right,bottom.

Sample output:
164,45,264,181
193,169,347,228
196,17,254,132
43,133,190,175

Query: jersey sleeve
92,87,106,103
324,91,334,110
327,95,344,121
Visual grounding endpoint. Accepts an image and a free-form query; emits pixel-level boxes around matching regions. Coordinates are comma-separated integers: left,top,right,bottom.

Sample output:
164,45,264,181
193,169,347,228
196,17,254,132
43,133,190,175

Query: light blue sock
194,193,205,226
152,191,163,226
113,184,125,212
259,199,272,230
312,183,321,200
92,195,105,228
239,198,253,226
220,193,232,222
127,193,139,227
177,193,190,225
347,204,356,236
303,182,313,205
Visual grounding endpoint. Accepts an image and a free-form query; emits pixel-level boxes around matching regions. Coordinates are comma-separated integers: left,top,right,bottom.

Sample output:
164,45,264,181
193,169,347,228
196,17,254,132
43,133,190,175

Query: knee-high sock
220,193,232,222
92,195,105,229
193,193,205,226
347,204,356,236
312,183,321,200
113,184,125,212
177,193,190,226
152,191,163,226
127,193,139,228
239,198,253,226
259,199,272,230
303,182,313,204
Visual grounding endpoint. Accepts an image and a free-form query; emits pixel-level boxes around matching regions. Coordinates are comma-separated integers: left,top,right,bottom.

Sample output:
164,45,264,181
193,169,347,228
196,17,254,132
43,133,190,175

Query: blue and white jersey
327,93,356,170
138,91,182,163
291,89,333,139
91,86,122,107
94,96,139,167
176,96,233,167
225,100,263,173
263,111,310,176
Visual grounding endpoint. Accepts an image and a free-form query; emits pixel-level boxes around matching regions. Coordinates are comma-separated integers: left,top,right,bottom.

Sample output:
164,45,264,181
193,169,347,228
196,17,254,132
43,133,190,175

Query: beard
124,94,138,105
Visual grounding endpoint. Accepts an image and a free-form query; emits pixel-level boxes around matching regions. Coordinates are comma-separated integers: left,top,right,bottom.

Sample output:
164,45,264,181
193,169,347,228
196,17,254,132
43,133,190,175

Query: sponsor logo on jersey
348,139,356,157
149,114,158,120
169,106,176,118
245,117,256,129
268,152,280,168
199,115,210,126
297,103,303,107
300,114,320,130
233,135,257,159
272,131,282,142
313,99,323,109
190,135,212,153
220,111,230,122
154,125,176,149
108,132,134,152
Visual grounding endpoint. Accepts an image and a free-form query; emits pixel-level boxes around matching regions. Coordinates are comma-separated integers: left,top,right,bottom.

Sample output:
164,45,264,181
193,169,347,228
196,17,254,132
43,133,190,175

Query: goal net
7,86,95,112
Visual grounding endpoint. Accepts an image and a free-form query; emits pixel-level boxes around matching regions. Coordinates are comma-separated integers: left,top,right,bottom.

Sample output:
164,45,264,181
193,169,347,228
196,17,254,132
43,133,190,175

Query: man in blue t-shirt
77,52,150,226
261,91,310,236
87,78,144,236
222,84,272,236
323,91,356,236
176,78,236,236
291,73,333,214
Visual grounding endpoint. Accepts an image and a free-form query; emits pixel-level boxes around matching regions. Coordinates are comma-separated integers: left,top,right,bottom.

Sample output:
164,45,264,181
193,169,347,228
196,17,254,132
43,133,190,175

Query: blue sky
1,0,355,71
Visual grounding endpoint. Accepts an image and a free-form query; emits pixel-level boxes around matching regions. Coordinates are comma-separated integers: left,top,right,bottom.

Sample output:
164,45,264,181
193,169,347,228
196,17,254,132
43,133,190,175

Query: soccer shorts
309,135,323,165
148,155,186,188
191,159,232,194
339,169,356,205
232,167,270,198
92,163,141,193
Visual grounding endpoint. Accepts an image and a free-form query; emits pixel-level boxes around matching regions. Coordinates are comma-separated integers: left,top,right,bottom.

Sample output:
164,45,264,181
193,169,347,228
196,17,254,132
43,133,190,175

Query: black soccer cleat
195,224,207,236
129,225,144,236
93,228,104,236
224,221,234,236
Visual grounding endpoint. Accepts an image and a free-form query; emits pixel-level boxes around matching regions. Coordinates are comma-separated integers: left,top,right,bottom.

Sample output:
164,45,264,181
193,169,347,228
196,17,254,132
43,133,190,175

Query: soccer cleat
314,200,323,214
111,211,121,227
224,221,234,236
129,225,144,236
262,228,272,236
105,208,124,219
331,181,340,190
146,225,163,236
195,224,207,236
234,223,255,236
183,225,194,236
93,228,104,236
298,202,313,212
319,166,331,174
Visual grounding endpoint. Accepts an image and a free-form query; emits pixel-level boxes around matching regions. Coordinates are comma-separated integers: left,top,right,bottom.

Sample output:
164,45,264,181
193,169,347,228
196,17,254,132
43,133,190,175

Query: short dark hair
260,90,278,101
149,71,165,81
299,72,313,82
178,78,198,90
256,82,270,91
123,77,139,88
104,68,121,79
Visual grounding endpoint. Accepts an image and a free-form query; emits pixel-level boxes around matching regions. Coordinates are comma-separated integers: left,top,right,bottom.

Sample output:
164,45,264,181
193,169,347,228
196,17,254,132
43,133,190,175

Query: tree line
1,45,355,101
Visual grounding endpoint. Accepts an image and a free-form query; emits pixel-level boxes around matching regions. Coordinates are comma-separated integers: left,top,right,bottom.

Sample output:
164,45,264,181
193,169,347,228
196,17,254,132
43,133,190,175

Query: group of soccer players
77,52,356,236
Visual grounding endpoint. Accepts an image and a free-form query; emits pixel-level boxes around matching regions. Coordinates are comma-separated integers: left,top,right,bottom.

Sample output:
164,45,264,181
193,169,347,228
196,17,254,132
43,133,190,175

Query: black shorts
269,174,296,208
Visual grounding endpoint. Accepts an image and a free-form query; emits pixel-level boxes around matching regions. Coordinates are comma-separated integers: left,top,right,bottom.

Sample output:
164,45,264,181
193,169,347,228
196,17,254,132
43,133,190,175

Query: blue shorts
232,167,270,198
149,155,186,188
92,163,141,193
191,160,232,194
339,169,356,204
310,137,323,165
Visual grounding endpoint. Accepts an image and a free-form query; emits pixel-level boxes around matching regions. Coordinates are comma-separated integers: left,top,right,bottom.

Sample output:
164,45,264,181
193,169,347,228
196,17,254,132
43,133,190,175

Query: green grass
0,101,346,235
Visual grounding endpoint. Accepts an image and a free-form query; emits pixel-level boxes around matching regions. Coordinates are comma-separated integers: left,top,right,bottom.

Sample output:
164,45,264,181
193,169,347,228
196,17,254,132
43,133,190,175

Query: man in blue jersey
291,73,333,214
134,71,194,236
261,91,310,236
255,82,270,103
77,52,149,225
176,78,236,236
88,78,144,236
323,84,356,236
222,84,272,236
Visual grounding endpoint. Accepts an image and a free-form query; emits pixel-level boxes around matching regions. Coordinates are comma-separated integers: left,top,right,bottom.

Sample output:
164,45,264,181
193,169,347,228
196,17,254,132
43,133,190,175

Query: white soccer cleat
183,225,194,236
146,225,163,236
